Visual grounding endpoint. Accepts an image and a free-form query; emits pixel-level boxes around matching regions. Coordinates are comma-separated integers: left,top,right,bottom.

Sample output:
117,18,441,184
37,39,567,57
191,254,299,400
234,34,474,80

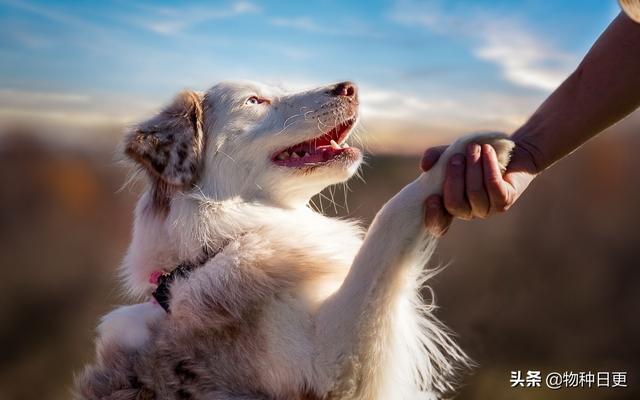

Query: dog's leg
314,133,514,397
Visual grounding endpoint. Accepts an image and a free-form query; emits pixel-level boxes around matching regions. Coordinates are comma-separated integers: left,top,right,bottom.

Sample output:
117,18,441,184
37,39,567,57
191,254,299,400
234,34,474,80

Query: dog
75,80,514,400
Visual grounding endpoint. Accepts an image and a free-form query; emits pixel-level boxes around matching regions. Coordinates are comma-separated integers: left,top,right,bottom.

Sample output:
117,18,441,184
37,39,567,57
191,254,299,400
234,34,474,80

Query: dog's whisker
317,191,340,214
277,113,305,135
308,197,320,213
328,185,338,214
342,181,351,215
215,146,237,163
316,193,325,214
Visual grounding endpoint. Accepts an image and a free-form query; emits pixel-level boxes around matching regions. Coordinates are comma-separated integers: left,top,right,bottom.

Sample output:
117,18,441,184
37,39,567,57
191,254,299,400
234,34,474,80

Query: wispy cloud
134,1,260,36
360,84,534,128
2,20,54,49
269,15,383,38
391,1,577,91
473,23,574,91
0,88,155,127
270,16,322,32
0,0,92,28
0,89,90,106
254,42,314,61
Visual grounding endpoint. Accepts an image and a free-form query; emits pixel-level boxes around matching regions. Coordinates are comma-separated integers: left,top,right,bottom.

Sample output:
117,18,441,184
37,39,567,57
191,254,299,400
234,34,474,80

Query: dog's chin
266,155,361,207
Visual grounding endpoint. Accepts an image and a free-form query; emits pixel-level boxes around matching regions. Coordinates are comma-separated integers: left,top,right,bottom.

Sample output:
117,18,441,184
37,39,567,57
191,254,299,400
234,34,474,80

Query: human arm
423,12,640,232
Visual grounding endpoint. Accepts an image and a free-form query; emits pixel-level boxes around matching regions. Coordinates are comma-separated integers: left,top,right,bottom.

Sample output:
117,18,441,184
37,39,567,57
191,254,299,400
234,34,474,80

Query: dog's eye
246,96,268,105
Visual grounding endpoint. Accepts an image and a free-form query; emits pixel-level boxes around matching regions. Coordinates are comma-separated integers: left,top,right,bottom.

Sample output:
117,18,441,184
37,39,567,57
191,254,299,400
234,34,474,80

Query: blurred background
0,1,638,399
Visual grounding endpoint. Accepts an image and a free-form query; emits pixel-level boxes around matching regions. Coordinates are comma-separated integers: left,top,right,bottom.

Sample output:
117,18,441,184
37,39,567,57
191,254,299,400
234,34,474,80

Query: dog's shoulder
245,206,364,280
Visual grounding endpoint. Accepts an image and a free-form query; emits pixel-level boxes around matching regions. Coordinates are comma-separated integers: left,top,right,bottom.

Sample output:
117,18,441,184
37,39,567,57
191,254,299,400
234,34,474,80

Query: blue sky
0,0,621,152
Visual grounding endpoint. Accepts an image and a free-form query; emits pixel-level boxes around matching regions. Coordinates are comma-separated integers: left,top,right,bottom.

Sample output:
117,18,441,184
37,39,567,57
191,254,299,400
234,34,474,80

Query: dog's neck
120,189,321,297
197,144,323,209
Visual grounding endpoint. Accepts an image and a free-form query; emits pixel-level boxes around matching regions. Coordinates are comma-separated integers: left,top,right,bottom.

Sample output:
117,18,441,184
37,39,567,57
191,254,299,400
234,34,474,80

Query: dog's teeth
342,143,350,148
277,152,289,160
303,152,310,157
291,152,300,159
330,140,340,149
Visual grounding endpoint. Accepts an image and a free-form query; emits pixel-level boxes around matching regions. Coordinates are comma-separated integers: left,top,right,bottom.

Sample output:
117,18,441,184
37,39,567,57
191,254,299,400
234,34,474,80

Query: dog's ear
124,90,205,188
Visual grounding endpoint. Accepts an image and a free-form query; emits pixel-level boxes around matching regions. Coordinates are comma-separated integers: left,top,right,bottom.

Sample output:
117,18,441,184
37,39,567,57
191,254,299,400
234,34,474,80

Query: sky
0,0,622,153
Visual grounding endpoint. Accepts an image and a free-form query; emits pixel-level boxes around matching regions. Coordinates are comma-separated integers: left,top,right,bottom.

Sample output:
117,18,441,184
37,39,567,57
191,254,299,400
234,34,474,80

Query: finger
482,144,515,213
421,145,448,171
443,153,472,219
465,143,490,218
424,195,453,237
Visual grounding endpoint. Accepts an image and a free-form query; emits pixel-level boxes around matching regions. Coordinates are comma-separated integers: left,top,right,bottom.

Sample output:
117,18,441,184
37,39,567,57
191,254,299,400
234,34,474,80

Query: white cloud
268,15,383,38
360,84,534,127
270,16,322,32
360,86,441,120
269,45,313,61
135,1,260,36
0,88,155,128
391,1,577,92
473,23,574,91
0,0,93,28
0,89,91,106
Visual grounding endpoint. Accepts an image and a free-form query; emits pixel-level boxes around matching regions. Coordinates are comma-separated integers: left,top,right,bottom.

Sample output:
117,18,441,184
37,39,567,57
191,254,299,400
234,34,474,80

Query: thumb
421,145,448,171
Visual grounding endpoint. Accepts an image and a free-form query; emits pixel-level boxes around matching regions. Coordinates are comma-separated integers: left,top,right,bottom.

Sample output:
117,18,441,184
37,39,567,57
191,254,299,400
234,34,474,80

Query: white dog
75,81,514,400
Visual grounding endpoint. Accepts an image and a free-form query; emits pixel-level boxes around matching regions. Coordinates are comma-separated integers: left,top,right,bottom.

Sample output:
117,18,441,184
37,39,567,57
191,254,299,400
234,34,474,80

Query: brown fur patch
125,90,206,211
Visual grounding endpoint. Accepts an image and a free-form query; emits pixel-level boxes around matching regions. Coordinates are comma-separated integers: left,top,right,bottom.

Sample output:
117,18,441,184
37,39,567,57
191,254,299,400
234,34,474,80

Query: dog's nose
332,81,357,98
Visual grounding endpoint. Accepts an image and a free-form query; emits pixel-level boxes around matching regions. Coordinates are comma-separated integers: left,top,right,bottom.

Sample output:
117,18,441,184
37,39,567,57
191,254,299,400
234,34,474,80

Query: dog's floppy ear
125,90,205,188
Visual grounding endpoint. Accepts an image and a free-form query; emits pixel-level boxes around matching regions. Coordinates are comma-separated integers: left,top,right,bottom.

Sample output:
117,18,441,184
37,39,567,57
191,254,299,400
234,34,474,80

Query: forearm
513,12,640,172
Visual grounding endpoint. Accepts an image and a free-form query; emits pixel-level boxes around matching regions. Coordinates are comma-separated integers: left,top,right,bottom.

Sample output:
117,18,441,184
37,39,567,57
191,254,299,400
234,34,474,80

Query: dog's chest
156,207,365,396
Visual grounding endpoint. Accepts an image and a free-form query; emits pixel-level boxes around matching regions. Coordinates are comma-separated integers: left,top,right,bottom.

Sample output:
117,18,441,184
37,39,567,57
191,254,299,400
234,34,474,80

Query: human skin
423,12,640,235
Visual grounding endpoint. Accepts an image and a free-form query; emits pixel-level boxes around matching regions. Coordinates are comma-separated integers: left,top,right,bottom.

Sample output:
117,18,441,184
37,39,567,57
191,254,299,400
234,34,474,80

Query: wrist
508,138,543,176
510,113,554,174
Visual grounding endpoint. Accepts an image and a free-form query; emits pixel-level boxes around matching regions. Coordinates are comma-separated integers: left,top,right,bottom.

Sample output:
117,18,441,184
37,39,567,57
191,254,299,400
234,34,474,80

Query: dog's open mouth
272,118,359,168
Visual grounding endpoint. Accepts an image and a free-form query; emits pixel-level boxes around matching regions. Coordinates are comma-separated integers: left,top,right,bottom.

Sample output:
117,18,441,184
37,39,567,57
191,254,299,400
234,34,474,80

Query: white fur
97,302,166,351
99,80,514,399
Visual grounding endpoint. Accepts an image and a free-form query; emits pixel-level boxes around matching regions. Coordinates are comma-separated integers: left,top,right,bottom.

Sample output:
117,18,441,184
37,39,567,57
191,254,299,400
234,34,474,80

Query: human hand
422,141,539,235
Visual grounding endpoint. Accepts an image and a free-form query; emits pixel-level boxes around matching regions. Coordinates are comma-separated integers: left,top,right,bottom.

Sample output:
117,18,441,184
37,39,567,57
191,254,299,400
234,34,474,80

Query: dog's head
125,80,362,209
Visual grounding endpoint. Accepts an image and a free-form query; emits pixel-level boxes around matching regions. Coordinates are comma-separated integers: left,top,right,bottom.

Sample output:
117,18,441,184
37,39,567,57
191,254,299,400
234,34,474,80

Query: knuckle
445,198,465,213
493,200,510,212
449,205,472,219
470,204,489,219
486,176,502,186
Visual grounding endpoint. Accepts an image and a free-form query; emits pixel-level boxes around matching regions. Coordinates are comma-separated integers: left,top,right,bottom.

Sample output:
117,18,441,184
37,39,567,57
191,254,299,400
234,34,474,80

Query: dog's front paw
423,132,515,194
447,132,514,171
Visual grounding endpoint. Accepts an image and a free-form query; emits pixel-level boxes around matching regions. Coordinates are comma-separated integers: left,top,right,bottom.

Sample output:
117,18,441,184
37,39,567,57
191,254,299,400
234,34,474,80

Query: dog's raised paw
448,132,515,172
419,132,515,197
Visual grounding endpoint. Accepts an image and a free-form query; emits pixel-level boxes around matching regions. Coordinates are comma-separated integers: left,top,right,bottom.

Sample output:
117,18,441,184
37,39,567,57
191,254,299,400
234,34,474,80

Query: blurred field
0,117,638,399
